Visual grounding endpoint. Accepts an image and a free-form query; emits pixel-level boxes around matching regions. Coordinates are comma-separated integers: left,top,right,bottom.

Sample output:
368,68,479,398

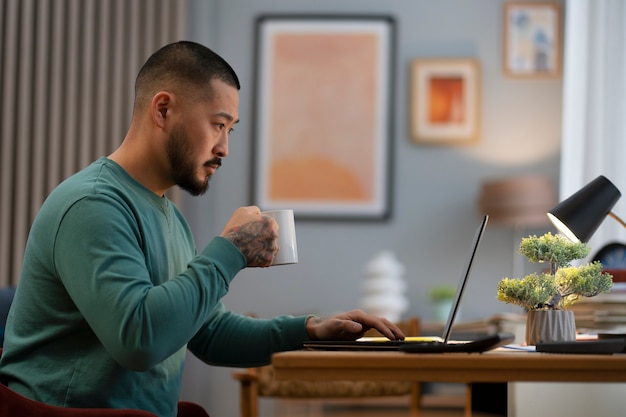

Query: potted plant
496,233,614,345
429,284,457,323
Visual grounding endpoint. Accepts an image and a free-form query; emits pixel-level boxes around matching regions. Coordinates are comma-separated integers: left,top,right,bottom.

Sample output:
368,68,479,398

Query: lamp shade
478,176,556,227
547,175,621,242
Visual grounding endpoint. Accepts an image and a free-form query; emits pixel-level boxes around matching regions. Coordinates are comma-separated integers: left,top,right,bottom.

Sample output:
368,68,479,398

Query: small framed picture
251,15,396,220
503,2,561,77
410,59,481,145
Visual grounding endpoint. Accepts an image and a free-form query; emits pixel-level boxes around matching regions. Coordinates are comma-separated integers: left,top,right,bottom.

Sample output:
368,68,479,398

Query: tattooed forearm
223,217,277,266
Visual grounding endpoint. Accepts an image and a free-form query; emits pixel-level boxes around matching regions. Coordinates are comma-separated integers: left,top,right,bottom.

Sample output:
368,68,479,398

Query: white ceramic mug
262,209,298,266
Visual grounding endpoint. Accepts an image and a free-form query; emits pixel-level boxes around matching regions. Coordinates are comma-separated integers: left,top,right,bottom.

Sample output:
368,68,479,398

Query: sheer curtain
560,0,626,254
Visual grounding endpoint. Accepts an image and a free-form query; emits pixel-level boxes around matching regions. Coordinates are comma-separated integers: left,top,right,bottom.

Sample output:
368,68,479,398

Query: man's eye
215,123,234,135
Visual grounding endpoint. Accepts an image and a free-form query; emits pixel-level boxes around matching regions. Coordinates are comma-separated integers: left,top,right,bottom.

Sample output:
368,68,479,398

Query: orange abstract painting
410,59,480,145
253,17,394,219
428,77,465,124
268,32,376,203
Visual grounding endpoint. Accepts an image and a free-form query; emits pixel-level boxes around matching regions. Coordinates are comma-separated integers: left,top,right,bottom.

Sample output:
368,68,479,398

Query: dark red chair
0,349,209,417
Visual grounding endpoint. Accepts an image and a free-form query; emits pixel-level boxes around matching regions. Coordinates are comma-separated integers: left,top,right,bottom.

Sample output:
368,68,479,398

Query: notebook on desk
536,334,626,354
304,215,515,353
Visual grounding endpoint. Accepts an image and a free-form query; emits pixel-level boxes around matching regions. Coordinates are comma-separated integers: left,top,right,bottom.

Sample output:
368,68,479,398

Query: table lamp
478,176,556,228
479,176,557,279
547,175,625,243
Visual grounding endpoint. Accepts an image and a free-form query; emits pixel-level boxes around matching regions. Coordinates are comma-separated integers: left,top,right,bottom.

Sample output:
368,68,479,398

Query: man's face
166,79,239,196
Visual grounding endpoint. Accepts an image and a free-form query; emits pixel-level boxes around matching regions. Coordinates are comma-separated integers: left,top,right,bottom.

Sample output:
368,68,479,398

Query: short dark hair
134,41,240,108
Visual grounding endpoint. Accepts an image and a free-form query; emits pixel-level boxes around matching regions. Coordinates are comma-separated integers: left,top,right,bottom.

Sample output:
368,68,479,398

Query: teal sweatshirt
0,158,309,417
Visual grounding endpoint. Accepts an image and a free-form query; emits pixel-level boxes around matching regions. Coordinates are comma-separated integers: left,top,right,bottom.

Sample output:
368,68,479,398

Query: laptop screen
440,215,489,343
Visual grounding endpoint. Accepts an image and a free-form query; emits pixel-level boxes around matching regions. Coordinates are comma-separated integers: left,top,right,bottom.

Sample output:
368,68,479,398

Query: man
0,41,403,417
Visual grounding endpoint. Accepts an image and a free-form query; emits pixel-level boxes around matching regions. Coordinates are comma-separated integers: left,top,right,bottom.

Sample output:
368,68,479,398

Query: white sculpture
360,251,409,323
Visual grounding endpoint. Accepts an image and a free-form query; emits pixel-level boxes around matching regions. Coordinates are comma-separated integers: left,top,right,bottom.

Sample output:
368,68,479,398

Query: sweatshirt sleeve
54,195,246,371
187,303,311,367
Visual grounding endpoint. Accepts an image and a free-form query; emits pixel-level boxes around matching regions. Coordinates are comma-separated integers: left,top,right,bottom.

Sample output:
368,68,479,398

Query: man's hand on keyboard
305,309,405,341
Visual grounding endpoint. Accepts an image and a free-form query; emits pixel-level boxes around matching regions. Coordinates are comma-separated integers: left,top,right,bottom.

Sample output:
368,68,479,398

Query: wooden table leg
465,383,473,417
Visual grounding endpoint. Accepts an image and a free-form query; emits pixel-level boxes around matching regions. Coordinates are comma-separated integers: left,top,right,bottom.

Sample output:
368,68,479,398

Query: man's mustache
205,158,222,169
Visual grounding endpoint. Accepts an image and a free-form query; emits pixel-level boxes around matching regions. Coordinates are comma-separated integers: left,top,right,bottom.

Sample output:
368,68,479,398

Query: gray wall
180,1,564,415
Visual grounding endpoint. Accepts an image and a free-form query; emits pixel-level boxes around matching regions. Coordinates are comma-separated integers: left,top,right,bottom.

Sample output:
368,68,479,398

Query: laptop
303,215,515,353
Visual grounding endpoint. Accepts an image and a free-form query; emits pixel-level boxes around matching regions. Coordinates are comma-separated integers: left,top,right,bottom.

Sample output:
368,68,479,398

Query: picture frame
410,59,481,145
503,2,561,78
251,15,395,220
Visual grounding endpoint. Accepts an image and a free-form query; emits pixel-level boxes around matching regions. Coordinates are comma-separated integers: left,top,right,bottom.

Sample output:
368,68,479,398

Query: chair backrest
0,382,157,417
0,287,16,347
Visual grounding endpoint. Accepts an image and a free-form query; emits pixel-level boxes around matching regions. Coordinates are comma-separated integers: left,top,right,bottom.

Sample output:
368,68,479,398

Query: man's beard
166,123,220,196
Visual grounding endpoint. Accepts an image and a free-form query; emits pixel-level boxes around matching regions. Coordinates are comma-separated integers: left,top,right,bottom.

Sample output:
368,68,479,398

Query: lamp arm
608,211,626,230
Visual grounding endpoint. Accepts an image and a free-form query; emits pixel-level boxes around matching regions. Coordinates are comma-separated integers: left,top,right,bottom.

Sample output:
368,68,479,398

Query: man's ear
152,92,171,128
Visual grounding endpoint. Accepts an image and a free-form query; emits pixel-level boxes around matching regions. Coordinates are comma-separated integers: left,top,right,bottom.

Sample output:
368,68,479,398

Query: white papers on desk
501,344,536,351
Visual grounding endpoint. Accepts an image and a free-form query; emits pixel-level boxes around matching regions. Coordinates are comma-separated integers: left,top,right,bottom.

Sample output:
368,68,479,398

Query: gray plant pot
526,310,576,346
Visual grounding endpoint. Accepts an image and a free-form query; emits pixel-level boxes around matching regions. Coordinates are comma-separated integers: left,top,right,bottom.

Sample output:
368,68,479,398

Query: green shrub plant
497,233,613,311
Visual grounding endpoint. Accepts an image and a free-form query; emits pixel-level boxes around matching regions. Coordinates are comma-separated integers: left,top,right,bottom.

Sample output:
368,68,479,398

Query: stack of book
570,273,626,332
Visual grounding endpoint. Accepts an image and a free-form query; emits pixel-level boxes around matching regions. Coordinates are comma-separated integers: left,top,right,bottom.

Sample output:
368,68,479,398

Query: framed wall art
410,59,481,145
251,15,395,220
503,2,561,78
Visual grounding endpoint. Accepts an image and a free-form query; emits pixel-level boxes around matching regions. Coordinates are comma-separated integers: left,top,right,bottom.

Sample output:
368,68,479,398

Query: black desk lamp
547,175,625,243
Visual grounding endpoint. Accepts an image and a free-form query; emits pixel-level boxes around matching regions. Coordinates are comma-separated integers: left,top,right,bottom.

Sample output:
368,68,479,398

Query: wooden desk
272,349,626,416
272,348,626,383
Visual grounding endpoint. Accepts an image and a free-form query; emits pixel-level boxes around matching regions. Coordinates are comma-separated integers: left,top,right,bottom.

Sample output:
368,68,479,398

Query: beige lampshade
478,176,557,228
